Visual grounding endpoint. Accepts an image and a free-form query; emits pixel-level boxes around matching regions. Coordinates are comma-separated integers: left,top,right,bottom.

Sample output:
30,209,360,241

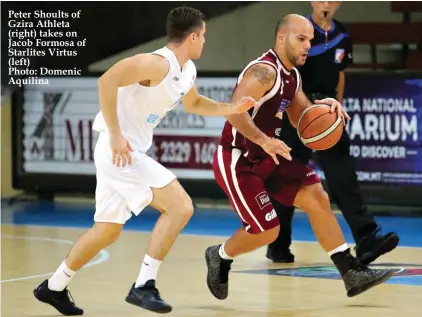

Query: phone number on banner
147,135,221,173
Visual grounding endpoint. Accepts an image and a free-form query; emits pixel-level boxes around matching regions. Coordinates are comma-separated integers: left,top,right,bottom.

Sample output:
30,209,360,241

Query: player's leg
292,181,395,297
317,131,398,264
266,199,294,262
263,156,394,297
205,146,280,300
268,119,315,262
142,180,193,263
125,157,193,314
33,171,129,316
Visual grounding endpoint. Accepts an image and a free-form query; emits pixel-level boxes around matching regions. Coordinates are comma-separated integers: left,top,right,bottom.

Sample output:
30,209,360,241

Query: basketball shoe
331,250,396,297
205,245,233,300
266,248,295,263
355,228,399,265
206,245,395,299
33,279,83,316
125,280,172,313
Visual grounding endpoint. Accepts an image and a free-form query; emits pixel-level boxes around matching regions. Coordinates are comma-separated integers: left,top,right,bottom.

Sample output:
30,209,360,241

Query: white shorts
93,133,176,224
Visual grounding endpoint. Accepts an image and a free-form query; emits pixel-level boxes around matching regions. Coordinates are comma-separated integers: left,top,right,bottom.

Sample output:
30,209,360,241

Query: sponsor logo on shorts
255,192,271,210
306,171,316,177
265,209,277,222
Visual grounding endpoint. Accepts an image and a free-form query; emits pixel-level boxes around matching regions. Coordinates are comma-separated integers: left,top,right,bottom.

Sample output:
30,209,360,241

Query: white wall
89,1,422,72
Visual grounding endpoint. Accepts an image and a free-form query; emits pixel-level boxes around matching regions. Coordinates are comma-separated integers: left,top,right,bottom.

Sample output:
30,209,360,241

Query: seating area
346,2,422,70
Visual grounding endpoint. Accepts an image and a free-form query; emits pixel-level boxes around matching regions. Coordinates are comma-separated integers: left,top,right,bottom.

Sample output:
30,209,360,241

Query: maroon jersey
220,49,300,163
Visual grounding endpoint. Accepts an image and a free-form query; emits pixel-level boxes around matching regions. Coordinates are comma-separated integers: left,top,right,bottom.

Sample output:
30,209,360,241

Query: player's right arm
97,54,169,167
98,54,168,135
226,63,292,163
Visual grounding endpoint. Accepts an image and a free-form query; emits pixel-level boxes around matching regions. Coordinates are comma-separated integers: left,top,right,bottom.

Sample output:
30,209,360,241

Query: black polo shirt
299,15,353,94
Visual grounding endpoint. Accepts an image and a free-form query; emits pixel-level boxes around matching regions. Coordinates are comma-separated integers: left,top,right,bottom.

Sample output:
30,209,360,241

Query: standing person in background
266,1,399,264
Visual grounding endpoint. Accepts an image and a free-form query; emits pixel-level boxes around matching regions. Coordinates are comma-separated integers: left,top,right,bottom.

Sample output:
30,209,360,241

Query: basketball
297,104,344,150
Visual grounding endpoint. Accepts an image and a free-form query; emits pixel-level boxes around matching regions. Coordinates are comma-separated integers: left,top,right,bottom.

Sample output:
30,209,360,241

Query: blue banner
311,75,422,186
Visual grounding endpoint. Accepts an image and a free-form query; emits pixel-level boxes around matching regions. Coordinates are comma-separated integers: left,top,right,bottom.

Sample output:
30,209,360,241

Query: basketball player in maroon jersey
205,14,395,300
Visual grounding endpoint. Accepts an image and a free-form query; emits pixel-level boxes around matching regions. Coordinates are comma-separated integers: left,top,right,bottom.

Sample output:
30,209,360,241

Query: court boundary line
0,235,110,283
2,223,422,249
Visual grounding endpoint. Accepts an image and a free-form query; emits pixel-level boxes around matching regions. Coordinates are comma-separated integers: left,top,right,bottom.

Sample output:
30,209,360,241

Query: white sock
218,243,233,260
328,243,349,257
48,260,76,291
135,254,162,287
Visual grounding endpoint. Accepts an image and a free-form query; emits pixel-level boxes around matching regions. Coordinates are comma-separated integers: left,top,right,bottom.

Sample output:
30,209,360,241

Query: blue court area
2,199,422,248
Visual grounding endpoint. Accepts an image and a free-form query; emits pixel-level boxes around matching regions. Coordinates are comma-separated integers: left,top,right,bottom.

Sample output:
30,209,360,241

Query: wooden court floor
2,224,422,317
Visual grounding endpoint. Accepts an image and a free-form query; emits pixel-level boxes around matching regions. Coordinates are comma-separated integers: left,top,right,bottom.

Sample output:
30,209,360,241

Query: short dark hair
166,6,205,43
274,16,288,39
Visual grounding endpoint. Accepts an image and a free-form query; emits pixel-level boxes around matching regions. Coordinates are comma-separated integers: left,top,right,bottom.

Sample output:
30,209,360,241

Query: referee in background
266,1,399,265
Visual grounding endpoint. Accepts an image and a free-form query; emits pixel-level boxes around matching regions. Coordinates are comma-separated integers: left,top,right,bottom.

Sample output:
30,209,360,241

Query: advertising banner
311,76,422,185
19,74,422,185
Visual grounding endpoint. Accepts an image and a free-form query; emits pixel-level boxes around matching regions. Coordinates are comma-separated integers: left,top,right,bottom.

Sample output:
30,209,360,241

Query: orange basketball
297,104,344,151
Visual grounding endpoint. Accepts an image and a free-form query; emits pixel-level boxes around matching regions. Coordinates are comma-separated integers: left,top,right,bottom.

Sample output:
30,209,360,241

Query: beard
285,43,299,66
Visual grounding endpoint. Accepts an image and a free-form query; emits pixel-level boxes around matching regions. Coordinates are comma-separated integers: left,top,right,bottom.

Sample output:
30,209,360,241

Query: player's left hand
230,96,258,114
315,98,351,125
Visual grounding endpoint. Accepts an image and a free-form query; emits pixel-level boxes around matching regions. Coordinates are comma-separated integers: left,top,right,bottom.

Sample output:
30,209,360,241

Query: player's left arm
182,85,257,116
287,80,350,128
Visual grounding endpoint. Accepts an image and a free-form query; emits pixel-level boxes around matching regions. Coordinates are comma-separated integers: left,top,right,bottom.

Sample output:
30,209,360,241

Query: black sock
330,249,354,276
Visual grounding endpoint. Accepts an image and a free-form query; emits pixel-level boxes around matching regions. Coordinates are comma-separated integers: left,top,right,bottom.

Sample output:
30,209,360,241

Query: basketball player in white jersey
33,7,261,316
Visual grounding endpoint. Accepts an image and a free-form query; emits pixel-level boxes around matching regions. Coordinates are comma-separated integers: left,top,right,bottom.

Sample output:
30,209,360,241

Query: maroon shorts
213,146,320,234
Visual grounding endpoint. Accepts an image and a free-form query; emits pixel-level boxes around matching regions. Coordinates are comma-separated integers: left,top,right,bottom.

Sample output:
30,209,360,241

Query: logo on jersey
275,128,281,137
255,192,271,210
173,76,179,81
146,114,160,124
275,99,290,120
335,48,345,64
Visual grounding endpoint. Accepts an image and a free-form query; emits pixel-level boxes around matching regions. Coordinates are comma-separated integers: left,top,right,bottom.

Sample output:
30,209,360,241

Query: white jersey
92,46,197,152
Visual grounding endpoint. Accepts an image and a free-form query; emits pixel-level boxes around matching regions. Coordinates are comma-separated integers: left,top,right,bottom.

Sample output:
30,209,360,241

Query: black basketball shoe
33,279,83,316
266,247,295,263
125,280,172,314
340,257,396,297
355,228,399,265
205,245,233,300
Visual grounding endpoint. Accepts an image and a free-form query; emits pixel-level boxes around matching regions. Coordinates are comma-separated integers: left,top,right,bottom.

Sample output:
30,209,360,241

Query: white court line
1,235,110,283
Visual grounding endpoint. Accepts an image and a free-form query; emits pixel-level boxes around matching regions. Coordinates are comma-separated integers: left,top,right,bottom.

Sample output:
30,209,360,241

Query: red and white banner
22,76,236,179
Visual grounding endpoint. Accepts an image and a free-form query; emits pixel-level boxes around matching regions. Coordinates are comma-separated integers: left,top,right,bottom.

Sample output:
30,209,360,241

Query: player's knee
168,193,194,220
311,184,330,209
318,189,330,209
92,222,122,246
251,225,280,245
265,225,280,244
180,195,194,220
296,183,330,213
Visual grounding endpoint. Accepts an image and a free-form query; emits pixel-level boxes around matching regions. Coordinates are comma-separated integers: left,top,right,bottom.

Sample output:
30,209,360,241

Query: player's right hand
229,96,258,114
261,137,292,164
109,133,133,167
